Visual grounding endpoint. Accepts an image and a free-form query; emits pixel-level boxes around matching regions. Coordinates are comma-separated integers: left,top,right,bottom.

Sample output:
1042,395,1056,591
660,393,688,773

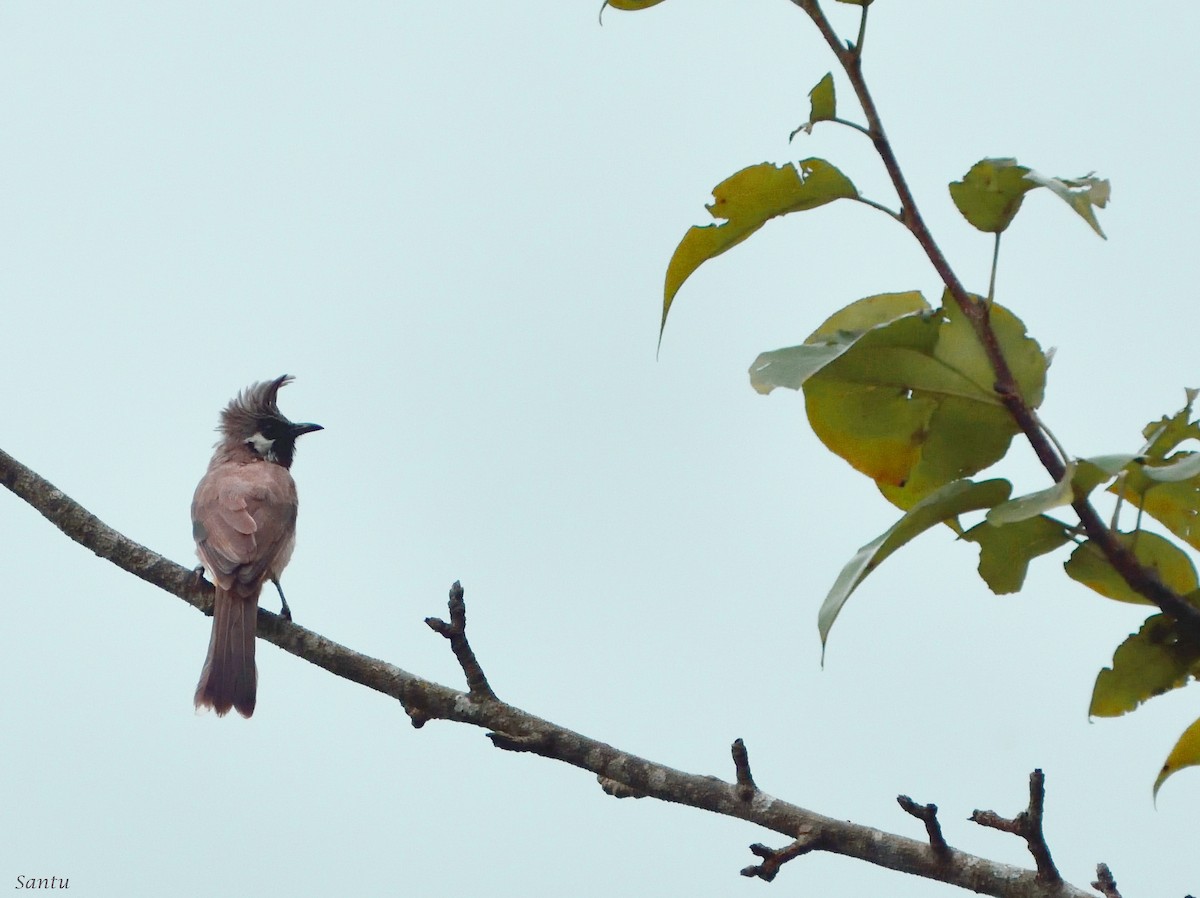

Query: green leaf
749,292,930,395
1023,170,1110,239
803,309,939,489
1073,453,1138,497
948,158,1110,238
872,292,1045,508
932,290,1046,407
1065,532,1198,605
1154,716,1200,799
986,462,1076,525
662,160,858,338
962,515,1070,594
1091,615,1200,718
948,158,1036,234
808,290,931,341
809,73,835,123
749,343,857,395
793,74,836,138
786,292,1045,509
819,478,1012,654
1105,392,1200,548
1140,389,1200,458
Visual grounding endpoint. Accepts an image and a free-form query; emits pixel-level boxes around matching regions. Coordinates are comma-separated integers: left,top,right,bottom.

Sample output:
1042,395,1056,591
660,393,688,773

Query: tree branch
1,445,1107,897
792,0,1200,634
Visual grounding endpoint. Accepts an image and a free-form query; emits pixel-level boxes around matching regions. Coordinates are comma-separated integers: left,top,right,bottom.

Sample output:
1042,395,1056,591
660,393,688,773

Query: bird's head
218,375,323,469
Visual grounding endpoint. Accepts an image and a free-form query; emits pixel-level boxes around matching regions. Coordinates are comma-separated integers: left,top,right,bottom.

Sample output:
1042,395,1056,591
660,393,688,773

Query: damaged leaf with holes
662,160,858,339
1091,614,1200,718
949,159,1038,234
949,158,1111,238
755,289,1046,508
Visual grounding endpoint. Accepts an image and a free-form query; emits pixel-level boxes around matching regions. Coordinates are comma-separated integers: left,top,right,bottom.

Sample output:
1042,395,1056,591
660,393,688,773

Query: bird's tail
194,586,258,717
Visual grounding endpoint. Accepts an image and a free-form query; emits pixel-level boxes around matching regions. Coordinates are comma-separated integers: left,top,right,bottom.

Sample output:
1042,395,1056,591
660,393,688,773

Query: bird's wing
193,461,298,597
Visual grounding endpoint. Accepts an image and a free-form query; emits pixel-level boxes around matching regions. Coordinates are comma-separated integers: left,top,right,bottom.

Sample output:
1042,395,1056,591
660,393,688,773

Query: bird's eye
259,418,286,440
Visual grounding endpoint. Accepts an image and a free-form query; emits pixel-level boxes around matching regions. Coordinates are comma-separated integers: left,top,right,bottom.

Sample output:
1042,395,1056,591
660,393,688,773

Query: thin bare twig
741,830,820,882
1091,863,1122,898
425,581,497,701
731,738,757,801
897,795,950,858
970,770,1061,884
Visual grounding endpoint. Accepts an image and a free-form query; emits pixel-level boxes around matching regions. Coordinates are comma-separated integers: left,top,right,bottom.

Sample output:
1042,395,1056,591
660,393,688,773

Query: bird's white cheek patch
247,433,275,457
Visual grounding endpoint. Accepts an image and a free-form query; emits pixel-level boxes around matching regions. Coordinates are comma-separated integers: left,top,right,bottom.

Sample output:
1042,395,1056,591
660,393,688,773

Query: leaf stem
832,115,871,137
852,3,868,57
851,195,903,221
987,232,1001,306
1033,411,1069,468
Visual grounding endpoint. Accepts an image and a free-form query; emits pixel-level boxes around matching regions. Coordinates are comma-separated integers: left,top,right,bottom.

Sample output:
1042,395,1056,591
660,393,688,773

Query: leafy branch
797,0,1200,634
0,445,1120,897
643,0,1200,789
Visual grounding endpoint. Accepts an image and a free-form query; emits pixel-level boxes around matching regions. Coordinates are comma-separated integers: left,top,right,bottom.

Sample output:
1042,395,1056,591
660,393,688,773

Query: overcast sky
2,2,1197,896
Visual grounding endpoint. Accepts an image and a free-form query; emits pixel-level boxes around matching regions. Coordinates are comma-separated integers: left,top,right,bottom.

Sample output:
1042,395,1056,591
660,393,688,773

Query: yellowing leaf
756,291,1045,508
877,395,1016,509
603,0,668,9
1103,392,1200,547
1154,716,1200,799
949,158,1036,234
1065,532,1198,606
805,377,937,486
962,515,1070,594
1090,615,1200,718
805,312,940,488
662,160,858,338
820,478,1012,654
1113,475,1200,551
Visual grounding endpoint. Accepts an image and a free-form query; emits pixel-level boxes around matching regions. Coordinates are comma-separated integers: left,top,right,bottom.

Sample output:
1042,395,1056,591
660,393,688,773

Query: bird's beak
289,422,324,438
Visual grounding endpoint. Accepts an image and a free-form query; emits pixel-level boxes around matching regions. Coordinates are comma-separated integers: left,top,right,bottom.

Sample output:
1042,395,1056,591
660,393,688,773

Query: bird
192,375,322,717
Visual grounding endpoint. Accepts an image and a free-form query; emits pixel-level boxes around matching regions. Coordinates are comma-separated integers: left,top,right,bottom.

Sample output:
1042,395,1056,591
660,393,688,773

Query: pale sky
2,2,1197,896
